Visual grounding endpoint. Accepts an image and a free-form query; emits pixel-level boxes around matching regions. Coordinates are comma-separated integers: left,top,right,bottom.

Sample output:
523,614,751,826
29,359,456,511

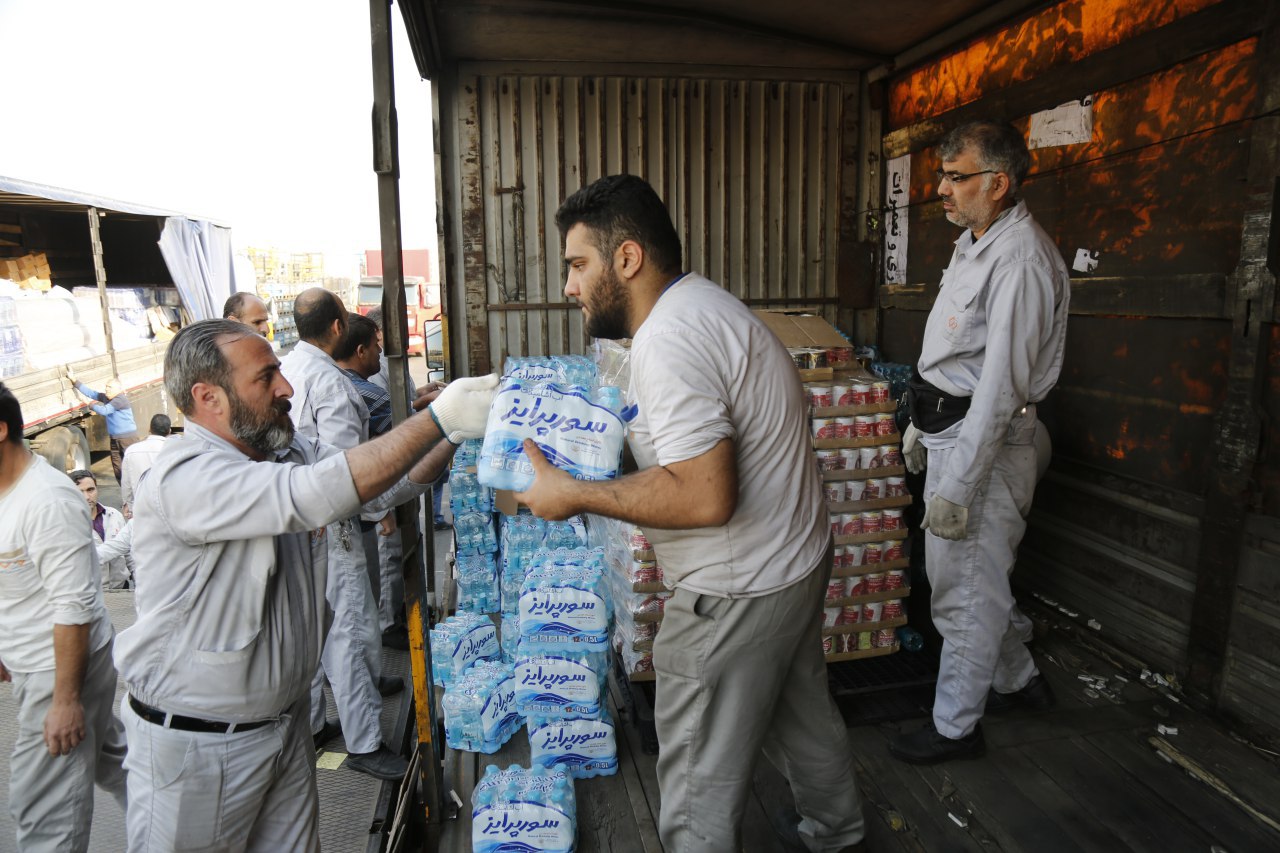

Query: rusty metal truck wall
878,0,1278,742
446,71,857,376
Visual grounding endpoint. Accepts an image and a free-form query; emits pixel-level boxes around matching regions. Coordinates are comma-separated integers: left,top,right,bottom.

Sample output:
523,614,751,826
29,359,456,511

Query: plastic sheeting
158,218,238,322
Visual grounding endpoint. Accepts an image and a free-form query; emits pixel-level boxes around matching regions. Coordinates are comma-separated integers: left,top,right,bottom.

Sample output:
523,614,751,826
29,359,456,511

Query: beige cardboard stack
0,252,53,291
755,311,913,663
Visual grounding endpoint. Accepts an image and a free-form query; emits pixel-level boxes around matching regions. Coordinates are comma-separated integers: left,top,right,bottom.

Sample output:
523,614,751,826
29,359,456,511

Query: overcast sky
0,0,436,279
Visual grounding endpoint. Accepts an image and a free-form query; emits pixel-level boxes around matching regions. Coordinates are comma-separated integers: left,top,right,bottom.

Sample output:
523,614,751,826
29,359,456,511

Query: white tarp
158,218,238,322
1028,96,1095,149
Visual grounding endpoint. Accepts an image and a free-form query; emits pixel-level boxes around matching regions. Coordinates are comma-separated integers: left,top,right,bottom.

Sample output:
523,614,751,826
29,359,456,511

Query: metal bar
87,208,117,380
369,0,444,839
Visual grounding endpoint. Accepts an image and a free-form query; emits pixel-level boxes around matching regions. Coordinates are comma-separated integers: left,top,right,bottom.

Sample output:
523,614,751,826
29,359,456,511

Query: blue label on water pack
519,587,609,651
515,656,602,719
453,623,500,672
480,676,522,744
472,802,573,853
529,718,618,779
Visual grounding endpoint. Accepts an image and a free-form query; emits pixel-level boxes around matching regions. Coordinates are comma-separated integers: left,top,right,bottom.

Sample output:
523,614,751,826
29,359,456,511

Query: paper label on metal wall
1028,96,1094,149
884,154,910,285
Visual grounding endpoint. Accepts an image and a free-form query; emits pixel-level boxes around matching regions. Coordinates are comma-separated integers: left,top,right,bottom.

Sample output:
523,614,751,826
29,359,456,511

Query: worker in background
222,291,272,337
0,382,128,852
119,413,171,516
891,120,1070,765
69,469,131,590
114,319,495,850
516,175,865,853
281,289,408,780
66,371,137,484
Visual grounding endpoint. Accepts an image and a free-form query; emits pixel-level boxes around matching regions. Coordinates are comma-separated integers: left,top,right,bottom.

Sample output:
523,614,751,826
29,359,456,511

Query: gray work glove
921,494,969,540
902,422,927,475
427,374,500,443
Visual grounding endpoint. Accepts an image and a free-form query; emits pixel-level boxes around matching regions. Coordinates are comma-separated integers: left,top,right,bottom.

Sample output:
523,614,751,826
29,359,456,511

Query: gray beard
229,394,294,455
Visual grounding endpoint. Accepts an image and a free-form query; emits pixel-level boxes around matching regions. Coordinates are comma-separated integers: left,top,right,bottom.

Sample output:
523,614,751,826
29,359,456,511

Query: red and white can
875,413,896,436
834,546,849,569
845,575,866,597
882,508,903,531
885,476,906,496
810,386,833,408
828,346,853,367
839,449,859,470
864,542,884,564
871,381,891,403
840,513,861,536
835,416,856,439
844,480,865,501
822,607,842,628
862,601,884,623
880,445,902,466
874,628,897,647
858,446,881,469
860,510,883,533
864,572,886,593
831,384,850,407
822,635,835,655
885,569,907,589
841,604,862,625
826,578,846,602
824,482,845,503
815,449,841,471
883,540,903,561
853,415,875,437
829,517,842,537
882,598,904,619
811,418,837,440
845,543,866,567
850,383,871,405
863,478,885,500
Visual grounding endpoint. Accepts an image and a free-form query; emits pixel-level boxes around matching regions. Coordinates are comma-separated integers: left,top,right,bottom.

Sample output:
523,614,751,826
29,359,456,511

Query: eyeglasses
935,169,997,185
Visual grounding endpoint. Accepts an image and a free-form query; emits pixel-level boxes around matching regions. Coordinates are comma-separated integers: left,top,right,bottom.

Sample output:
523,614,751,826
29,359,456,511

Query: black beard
228,391,294,455
585,266,631,341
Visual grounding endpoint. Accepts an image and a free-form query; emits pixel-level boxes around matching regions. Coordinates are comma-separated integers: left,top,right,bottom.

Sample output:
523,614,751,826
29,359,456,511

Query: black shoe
382,627,410,651
377,676,405,696
433,520,450,531
346,745,409,781
313,720,342,752
889,721,985,765
985,673,1056,715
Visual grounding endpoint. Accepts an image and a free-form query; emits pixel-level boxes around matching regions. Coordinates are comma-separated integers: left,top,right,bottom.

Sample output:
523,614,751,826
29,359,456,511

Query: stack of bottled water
527,710,619,779
429,612,501,688
449,440,493,517
518,548,610,655
456,552,500,614
471,764,576,853
441,660,523,753
478,356,632,492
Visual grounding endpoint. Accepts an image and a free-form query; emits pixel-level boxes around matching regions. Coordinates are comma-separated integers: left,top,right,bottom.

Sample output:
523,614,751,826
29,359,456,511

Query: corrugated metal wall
878,0,1279,743
446,71,857,375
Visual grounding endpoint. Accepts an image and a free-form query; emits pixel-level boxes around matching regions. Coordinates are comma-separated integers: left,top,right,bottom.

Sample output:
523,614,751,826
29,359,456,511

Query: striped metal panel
452,73,854,374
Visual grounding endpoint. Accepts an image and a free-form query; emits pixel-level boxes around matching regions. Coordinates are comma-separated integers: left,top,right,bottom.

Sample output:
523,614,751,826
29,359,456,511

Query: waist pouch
908,370,971,434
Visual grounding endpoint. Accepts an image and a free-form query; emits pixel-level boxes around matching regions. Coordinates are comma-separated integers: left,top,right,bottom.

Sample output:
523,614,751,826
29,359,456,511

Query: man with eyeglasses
890,120,1070,765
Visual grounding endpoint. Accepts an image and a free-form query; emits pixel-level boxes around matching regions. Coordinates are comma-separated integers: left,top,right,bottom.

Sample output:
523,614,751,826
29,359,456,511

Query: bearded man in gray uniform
890,120,1070,765
114,319,496,851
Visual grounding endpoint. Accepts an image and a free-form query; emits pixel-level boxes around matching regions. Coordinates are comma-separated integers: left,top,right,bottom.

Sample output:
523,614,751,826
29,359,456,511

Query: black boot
889,721,985,765
985,673,1056,714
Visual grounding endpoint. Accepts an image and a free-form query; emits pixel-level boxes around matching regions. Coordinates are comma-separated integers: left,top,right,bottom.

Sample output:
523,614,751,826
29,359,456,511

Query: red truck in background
358,249,440,356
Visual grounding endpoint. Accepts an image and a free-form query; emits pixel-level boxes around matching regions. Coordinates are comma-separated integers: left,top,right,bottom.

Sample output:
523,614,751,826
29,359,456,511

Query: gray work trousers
653,552,865,852
9,638,127,853
310,519,384,754
924,420,1041,739
122,695,319,852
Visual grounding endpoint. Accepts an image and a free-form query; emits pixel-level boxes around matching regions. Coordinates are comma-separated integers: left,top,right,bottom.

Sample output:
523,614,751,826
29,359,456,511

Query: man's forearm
568,461,734,529
408,437,457,486
51,623,90,705
346,410,447,502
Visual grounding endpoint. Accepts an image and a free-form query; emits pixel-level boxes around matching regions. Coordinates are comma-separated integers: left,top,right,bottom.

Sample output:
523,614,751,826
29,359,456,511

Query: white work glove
427,374,499,444
902,422,927,475
921,494,969,540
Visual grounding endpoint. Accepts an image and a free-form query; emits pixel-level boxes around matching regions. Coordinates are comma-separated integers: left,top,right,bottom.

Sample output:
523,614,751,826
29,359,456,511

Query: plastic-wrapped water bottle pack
441,660,523,754
455,510,499,556
518,549,610,654
514,647,609,721
527,709,619,780
429,612,501,688
456,552,500,615
478,356,633,492
471,764,576,853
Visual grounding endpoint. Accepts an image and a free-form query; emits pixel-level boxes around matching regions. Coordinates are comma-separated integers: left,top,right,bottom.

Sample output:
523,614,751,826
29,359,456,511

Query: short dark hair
0,383,23,445
149,413,172,436
334,312,379,361
69,469,95,486
222,291,257,319
939,120,1031,193
164,319,255,415
294,288,346,342
555,174,682,277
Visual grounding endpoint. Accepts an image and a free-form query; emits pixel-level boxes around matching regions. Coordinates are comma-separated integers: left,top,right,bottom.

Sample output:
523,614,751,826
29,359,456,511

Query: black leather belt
128,695,274,734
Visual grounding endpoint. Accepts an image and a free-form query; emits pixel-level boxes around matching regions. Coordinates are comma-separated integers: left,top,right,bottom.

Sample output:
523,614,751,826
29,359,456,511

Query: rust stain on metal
889,0,1226,129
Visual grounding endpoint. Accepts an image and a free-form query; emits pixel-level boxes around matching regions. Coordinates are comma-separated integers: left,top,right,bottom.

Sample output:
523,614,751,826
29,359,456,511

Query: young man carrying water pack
516,174,866,853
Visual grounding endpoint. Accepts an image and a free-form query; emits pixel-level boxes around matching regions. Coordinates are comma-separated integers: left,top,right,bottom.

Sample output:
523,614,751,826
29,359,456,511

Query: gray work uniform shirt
280,340,370,449
918,200,1070,508
114,422,361,721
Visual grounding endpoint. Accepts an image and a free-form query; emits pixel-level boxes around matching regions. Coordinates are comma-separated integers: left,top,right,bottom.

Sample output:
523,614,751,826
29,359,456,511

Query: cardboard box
752,310,848,349
494,489,524,516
